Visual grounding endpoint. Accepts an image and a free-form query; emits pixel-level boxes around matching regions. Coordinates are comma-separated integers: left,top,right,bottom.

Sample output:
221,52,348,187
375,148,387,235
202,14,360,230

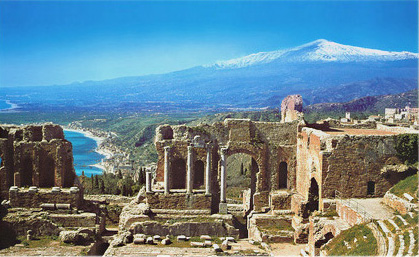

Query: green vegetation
317,210,338,218
413,226,419,255
324,224,377,256
258,219,294,233
16,235,59,248
80,170,144,196
390,174,418,201
395,134,418,165
403,232,409,255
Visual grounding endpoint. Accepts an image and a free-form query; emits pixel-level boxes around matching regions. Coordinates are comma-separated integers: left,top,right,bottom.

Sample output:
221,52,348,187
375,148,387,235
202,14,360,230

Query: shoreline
63,128,112,173
0,100,20,112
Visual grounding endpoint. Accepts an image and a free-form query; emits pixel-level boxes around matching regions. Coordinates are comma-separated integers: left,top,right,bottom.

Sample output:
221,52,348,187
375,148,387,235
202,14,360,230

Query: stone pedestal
219,202,228,214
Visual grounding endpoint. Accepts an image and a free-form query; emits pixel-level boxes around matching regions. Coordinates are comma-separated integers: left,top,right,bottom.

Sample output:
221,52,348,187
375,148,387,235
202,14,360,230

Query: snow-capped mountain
209,39,418,69
2,39,417,112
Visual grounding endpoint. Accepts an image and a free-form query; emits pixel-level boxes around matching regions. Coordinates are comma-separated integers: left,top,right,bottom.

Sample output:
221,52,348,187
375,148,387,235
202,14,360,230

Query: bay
64,130,105,177
0,100,12,111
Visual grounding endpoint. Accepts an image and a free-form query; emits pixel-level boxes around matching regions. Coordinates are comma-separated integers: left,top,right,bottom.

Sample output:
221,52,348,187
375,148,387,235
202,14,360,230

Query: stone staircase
375,212,418,256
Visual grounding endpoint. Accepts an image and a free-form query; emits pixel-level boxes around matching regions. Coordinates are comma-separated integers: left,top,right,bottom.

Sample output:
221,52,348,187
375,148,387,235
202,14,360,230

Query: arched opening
226,153,258,211
304,178,319,218
171,158,186,189
278,162,288,189
367,181,375,196
39,155,55,187
193,160,204,189
21,157,33,186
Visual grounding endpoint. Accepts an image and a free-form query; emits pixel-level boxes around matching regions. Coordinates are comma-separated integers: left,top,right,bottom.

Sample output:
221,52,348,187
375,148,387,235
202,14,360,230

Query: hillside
304,88,418,122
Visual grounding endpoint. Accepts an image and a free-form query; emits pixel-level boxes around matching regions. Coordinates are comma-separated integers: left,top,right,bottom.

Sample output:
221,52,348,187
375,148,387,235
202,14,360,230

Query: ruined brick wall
296,127,415,205
153,118,300,212
281,94,303,123
0,124,76,199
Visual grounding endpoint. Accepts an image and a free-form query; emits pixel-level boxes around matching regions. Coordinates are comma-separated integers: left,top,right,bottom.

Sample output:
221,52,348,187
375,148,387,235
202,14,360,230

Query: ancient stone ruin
281,94,303,123
0,124,76,200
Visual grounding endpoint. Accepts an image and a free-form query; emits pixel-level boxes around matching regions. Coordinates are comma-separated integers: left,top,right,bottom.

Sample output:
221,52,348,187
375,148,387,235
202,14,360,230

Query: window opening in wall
367,181,375,195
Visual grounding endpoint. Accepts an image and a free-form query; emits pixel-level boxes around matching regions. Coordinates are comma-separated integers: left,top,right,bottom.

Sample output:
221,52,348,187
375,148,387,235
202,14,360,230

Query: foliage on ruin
324,223,377,256
389,173,418,201
395,134,418,165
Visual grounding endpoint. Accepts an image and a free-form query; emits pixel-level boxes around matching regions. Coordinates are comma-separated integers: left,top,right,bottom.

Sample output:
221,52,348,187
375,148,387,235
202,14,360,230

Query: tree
395,134,418,165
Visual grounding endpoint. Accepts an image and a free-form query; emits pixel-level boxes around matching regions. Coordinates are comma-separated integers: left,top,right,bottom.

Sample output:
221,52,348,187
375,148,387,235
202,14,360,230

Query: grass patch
374,220,388,248
325,223,377,256
258,219,294,233
402,212,418,226
390,174,418,202
318,210,338,218
413,226,418,255
394,234,400,256
403,232,410,256
17,235,58,248
393,216,405,229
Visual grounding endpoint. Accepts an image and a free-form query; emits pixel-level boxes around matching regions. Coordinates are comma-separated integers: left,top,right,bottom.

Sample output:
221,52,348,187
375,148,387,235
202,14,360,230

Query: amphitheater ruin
0,95,417,256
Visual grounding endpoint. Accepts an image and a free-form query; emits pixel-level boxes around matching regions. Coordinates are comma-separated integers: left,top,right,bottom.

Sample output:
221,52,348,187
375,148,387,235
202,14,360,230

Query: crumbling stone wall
0,124,76,199
9,188,82,209
281,94,303,123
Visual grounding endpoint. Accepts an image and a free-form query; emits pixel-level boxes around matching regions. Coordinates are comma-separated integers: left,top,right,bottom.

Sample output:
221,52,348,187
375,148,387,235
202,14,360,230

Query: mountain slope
0,39,417,113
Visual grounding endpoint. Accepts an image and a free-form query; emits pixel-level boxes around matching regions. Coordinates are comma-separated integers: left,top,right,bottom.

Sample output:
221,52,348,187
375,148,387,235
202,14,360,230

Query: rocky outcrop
281,95,303,123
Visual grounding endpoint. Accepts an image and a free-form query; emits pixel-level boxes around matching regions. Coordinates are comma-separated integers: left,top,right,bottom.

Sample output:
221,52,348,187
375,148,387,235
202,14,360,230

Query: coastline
0,100,20,113
63,128,112,173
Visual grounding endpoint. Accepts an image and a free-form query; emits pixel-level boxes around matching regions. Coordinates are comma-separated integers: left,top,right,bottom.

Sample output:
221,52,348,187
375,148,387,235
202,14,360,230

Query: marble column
145,170,152,193
205,144,212,195
220,147,227,203
186,145,194,194
164,146,171,194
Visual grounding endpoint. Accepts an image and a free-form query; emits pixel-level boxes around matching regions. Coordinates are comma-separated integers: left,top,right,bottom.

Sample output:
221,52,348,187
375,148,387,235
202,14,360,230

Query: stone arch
224,144,266,192
171,158,186,189
278,161,288,189
193,160,205,189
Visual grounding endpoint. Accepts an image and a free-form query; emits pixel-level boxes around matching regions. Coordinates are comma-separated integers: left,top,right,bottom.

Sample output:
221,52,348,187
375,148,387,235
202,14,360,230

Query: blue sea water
64,130,105,177
0,100,12,110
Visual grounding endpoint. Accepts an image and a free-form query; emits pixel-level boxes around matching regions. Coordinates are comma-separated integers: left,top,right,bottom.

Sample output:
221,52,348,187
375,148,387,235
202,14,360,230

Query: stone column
205,144,212,195
145,170,152,193
186,145,194,194
220,147,227,203
164,146,171,194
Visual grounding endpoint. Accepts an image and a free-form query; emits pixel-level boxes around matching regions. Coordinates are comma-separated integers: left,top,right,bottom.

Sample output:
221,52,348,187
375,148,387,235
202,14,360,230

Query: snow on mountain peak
207,39,418,69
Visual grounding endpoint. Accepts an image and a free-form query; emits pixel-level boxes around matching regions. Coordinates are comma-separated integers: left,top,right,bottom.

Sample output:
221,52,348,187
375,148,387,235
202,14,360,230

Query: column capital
187,145,193,151
164,146,171,151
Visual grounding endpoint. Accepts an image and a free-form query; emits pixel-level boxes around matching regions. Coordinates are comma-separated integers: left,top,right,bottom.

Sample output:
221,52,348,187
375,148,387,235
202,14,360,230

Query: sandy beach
0,100,20,113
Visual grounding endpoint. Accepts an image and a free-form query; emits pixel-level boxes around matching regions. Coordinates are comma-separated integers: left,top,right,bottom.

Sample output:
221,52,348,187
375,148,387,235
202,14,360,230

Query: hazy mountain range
1,39,417,113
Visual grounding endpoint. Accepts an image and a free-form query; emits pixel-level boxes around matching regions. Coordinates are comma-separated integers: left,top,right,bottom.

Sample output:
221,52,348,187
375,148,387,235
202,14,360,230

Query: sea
0,100,12,110
64,130,105,177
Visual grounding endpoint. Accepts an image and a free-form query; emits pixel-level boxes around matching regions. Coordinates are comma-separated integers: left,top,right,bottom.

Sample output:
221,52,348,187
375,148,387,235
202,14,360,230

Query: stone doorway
304,178,319,218
193,160,205,189
278,161,288,189
367,181,375,196
225,153,258,215
171,158,186,189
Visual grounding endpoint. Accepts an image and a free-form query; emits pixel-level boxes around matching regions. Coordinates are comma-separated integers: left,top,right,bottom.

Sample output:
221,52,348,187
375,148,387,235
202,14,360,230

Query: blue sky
0,0,417,87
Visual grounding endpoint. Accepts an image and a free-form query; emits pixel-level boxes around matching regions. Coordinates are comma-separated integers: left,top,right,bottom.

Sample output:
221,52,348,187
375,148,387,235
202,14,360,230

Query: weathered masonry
0,124,76,199
151,118,302,213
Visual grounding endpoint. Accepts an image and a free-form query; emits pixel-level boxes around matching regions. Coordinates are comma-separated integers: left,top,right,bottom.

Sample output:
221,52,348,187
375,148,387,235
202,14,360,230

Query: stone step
377,220,391,236
387,236,395,257
395,215,408,226
272,210,294,215
396,234,405,257
408,230,415,256
388,219,401,232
